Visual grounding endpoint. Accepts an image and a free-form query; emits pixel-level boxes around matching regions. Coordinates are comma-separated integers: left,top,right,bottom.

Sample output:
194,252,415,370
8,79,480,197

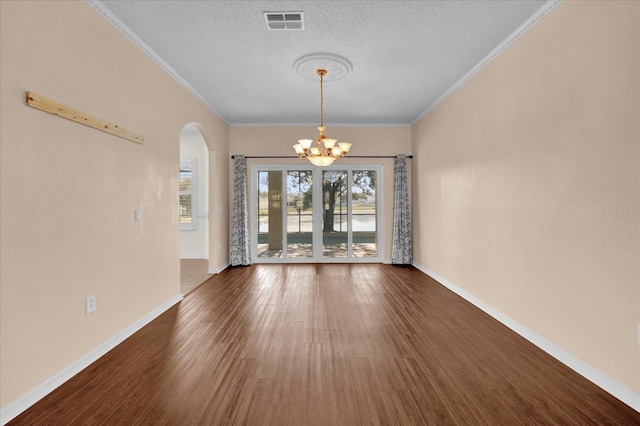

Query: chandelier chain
319,71,324,128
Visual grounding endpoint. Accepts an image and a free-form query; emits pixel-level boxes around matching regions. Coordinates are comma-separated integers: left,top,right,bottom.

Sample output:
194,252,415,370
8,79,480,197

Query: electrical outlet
86,295,96,315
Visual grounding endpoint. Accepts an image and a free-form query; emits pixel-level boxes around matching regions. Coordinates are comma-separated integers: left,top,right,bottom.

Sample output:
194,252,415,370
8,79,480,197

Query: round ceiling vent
293,53,352,82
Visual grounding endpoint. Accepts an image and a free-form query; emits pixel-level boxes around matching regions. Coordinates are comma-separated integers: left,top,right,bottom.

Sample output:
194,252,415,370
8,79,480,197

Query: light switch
134,209,142,222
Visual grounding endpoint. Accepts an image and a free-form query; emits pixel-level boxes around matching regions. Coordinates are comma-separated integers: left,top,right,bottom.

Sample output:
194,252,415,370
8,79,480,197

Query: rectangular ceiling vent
264,12,304,30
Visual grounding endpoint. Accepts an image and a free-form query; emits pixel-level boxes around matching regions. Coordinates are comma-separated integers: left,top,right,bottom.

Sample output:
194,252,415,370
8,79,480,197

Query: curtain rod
230,155,413,159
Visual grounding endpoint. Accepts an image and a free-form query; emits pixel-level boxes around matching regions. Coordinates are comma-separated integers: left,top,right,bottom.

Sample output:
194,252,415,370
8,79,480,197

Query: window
180,159,197,230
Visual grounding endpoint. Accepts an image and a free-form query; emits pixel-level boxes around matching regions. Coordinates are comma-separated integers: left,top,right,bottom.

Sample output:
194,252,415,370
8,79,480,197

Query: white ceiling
90,0,553,127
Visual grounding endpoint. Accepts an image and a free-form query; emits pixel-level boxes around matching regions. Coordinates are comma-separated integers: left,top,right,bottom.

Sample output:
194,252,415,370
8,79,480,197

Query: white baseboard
208,262,230,275
0,294,183,425
412,261,640,413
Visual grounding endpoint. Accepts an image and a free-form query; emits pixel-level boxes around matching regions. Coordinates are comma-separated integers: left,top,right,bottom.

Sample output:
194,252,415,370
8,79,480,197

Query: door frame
251,164,384,263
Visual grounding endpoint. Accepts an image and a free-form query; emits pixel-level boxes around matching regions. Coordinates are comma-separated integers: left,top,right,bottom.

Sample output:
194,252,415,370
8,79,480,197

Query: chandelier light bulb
338,142,352,154
299,139,313,150
322,139,337,150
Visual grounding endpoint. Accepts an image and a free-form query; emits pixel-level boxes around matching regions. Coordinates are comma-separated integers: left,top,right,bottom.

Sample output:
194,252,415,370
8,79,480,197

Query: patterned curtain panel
230,155,251,266
391,154,413,264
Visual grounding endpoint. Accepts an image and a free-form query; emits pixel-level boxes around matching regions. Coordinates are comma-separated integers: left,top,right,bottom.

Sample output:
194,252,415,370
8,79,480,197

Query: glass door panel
286,170,313,258
257,170,283,258
322,170,348,258
254,165,382,263
352,170,378,257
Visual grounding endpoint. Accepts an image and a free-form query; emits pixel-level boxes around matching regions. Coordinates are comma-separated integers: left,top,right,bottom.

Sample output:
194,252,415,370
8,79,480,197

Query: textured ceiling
90,0,552,126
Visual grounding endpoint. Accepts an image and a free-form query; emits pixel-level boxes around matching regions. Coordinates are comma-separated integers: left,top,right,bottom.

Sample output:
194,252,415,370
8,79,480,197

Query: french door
253,165,383,263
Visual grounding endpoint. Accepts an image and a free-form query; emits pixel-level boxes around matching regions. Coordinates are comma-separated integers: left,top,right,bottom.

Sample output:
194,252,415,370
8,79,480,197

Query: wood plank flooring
9,264,640,425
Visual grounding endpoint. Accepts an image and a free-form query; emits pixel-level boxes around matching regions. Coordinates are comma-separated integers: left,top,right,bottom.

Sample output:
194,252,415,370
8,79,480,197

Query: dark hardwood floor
9,264,639,425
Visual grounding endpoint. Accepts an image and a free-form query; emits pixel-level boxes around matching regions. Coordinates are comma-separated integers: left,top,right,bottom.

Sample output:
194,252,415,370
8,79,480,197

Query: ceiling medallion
293,53,352,82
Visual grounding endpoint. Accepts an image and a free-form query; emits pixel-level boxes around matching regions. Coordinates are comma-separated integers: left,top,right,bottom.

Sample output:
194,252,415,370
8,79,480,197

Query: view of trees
257,168,379,259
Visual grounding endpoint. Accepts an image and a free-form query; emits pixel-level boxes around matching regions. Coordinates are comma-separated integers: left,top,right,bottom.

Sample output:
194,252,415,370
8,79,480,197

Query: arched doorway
179,123,211,295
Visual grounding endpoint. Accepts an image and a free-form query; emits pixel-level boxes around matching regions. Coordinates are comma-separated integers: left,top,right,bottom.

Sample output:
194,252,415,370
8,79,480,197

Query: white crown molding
85,0,230,126
410,0,563,126
0,294,184,425
412,261,640,413
230,122,410,128
87,0,561,130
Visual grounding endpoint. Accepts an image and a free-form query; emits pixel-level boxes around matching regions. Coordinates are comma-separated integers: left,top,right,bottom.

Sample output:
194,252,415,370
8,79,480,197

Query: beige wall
230,126,411,261
412,0,639,394
0,0,229,409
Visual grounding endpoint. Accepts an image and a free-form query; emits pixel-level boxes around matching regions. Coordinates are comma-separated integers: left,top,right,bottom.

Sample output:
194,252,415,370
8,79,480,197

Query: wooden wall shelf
26,91,144,145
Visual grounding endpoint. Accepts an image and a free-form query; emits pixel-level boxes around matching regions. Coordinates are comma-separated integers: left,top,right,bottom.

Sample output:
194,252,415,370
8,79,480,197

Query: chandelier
293,69,351,167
